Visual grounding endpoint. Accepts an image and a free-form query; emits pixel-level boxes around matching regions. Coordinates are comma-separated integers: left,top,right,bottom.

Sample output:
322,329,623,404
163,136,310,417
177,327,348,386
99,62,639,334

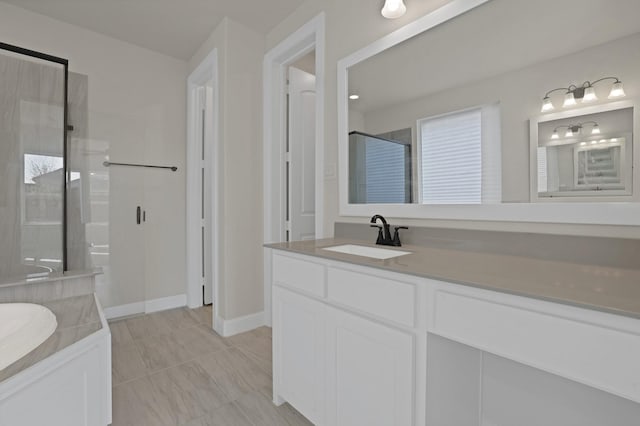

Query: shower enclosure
0,42,69,280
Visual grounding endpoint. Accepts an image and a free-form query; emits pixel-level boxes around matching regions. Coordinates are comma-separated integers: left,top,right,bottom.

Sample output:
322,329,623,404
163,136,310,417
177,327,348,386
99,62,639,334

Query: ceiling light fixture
541,77,625,112
381,0,407,19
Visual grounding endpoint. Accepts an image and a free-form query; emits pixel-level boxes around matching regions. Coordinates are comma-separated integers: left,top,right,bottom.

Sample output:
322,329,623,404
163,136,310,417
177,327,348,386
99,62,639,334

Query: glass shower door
0,43,68,280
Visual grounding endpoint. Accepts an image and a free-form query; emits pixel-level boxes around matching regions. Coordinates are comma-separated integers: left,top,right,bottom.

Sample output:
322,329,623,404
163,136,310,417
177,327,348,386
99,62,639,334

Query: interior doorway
187,49,221,333
195,84,214,305
263,13,325,326
287,54,317,242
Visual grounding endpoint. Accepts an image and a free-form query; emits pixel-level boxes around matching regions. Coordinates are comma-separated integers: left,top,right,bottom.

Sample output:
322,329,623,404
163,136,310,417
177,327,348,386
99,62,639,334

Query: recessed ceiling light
349,94,359,100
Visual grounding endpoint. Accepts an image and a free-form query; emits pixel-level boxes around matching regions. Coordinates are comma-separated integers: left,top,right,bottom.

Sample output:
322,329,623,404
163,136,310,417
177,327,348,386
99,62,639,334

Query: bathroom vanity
265,239,640,425
0,272,111,426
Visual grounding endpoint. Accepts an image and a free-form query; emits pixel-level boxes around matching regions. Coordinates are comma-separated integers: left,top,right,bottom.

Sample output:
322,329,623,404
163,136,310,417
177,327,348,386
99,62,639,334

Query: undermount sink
0,303,57,370
322,244,411,260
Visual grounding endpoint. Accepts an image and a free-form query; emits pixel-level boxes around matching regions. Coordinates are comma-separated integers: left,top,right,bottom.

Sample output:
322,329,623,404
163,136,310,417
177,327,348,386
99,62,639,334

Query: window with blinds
419,108,482,204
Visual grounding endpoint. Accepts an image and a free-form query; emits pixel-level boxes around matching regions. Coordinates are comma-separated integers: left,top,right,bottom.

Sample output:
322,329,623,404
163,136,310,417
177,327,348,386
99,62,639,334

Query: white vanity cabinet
268,248,640,426
325,306,414,426
273,285,326,425
271,251,425,426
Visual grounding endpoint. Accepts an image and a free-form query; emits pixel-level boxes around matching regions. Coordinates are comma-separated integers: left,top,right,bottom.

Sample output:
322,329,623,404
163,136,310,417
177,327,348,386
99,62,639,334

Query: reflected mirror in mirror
534,105,633,198
344,0,640,206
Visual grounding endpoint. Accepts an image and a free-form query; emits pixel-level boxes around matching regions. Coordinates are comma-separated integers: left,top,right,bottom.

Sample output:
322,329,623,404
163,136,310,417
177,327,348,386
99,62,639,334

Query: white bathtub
0,303,57,370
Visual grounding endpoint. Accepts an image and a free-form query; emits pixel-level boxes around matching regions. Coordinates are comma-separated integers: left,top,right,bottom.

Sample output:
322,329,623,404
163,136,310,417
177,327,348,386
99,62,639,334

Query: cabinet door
273,286,325,425
325,306,414,426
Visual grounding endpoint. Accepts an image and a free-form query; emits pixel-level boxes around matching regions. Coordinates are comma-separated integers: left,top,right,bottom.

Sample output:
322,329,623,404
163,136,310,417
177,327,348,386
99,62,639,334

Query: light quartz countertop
0,294,103,382
265,238,640,320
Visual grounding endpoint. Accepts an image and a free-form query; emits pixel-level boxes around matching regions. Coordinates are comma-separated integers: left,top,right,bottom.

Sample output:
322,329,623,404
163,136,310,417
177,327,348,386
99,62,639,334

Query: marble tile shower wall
0,50,66,279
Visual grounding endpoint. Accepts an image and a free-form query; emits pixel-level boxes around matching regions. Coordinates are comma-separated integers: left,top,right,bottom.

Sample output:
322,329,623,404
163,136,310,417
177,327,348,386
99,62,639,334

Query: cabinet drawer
273,253,325,297
327,267,416,327
432,290,640,403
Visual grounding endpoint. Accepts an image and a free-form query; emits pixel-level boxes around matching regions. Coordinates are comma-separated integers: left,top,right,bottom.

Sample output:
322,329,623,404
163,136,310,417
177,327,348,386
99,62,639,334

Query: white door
196,85,214,305
273,286,325,425
287,66,316,241
325,306,414,426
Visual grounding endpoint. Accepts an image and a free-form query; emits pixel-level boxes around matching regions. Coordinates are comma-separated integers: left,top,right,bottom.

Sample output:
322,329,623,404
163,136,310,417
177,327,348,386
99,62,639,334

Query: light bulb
551,131,559,140
608,81,626,98
381,0,406,19
565,129,574,137
563,91,577,107
349,94,359,100
582,86,598,102
541,97,554,112
591,125,600,135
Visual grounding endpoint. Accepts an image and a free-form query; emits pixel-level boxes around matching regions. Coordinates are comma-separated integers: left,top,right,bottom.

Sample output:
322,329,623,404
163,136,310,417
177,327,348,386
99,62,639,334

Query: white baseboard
221,311,265,337
104,294,187,320
145,294,187,314
104,301,145,320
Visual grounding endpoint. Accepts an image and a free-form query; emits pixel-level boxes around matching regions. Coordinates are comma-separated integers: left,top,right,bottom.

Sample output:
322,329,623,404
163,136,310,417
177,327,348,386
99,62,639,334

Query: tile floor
109,306,311,426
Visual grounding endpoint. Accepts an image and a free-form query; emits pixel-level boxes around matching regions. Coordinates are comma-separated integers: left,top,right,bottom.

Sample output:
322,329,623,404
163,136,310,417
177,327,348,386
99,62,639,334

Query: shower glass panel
0,43,68,280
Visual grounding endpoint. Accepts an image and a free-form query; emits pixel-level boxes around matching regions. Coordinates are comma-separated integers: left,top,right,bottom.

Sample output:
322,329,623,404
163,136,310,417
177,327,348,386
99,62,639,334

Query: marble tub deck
0,294,102,382
110,305,309,426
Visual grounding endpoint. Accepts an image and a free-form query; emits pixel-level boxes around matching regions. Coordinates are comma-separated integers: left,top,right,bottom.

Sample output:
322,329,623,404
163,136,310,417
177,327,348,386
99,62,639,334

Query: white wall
0,2,188,307
189,19,265,320
266,0,640,238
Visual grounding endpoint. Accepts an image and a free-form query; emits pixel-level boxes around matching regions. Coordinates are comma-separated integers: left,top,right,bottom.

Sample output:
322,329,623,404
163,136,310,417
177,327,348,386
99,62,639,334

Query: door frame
263,13,326,326
186,48,222,333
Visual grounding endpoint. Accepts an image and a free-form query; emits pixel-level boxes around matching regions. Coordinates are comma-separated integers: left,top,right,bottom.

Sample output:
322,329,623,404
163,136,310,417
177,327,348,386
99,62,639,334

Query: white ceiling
349,0,640,114
0,0,304,60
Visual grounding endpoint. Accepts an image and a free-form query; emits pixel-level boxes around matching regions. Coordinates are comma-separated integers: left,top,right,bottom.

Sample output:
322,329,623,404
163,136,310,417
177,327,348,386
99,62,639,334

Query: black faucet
370,215,408,247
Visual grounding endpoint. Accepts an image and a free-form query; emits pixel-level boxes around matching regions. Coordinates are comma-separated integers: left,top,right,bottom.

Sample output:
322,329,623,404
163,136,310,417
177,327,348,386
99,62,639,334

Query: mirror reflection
346,0,640,205
535,106,633,197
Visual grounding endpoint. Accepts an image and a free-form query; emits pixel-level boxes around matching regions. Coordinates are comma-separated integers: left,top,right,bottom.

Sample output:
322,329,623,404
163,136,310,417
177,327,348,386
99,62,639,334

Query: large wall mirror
337,0,640,224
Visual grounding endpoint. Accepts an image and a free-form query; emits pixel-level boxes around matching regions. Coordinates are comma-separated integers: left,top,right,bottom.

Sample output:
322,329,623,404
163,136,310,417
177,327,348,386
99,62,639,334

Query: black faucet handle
370,224,384,244
392,226,408,247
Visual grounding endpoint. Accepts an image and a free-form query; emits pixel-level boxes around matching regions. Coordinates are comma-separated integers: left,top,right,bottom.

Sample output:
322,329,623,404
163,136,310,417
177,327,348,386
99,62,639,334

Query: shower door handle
136,206,141,224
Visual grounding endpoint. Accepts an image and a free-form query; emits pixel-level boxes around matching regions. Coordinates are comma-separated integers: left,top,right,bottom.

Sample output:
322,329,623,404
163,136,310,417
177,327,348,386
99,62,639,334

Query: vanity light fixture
550,121,600,140
609,81,626,98
541,77,625,112
381,0,407,19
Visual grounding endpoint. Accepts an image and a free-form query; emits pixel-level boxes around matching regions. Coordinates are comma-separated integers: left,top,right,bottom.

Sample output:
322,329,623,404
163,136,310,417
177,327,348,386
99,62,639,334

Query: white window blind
419,108,482,204
537,146,548,193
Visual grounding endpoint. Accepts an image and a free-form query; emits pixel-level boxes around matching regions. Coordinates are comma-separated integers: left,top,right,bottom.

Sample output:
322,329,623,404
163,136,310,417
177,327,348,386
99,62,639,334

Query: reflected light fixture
349,94,360,100
541,77,625,112
550,121,599,140
381,0,406,19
